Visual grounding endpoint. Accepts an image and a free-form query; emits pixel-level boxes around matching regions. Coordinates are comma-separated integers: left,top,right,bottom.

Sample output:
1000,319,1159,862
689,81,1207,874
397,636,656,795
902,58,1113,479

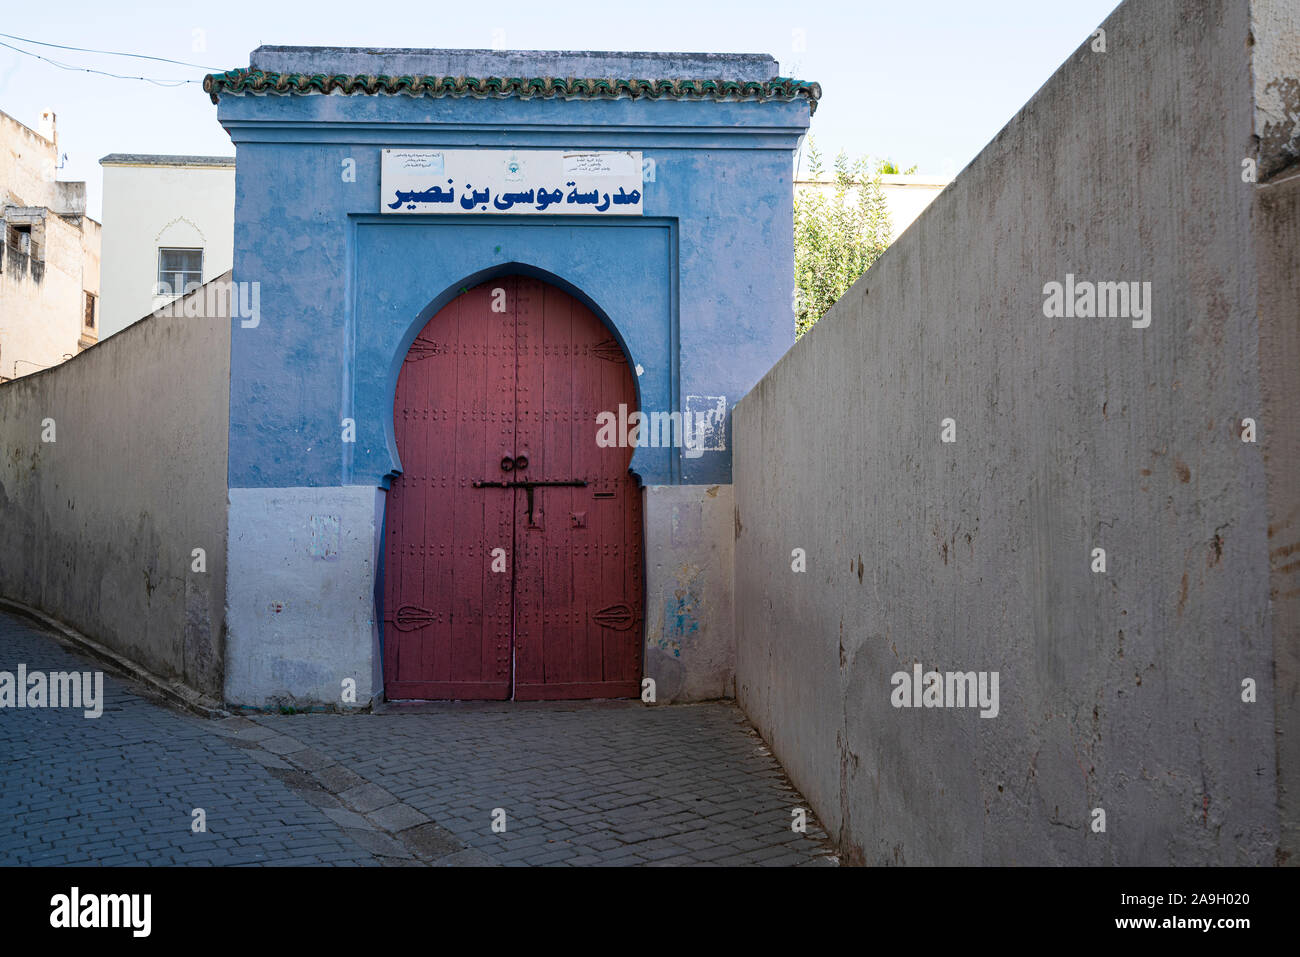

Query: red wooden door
513,278,643,699
383,276,642,700
383,282,515,699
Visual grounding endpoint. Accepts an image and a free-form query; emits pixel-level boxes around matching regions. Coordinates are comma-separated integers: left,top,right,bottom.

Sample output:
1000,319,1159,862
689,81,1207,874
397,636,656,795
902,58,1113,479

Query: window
4,223,42,268
157,247,203,298
7,223,32,257
84,291,96,330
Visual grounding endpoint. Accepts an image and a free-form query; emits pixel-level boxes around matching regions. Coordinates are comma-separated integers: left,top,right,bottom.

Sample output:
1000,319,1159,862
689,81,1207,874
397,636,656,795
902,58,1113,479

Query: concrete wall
1254,0,1300,868
98,157,236,339
225,485,382,709
644,484,735,702
0,275,232,696
1257,165,1300,866
734,0,1294,865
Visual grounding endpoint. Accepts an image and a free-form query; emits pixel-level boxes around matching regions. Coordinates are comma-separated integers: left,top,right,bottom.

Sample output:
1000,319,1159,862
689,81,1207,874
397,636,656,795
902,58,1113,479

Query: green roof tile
203,69,821,113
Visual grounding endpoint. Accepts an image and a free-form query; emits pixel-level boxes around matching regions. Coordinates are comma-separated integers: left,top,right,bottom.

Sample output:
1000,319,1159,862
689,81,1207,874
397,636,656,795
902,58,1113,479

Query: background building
0,108,100,382
875,174,949,241
795,171,950,242
97,153,234,338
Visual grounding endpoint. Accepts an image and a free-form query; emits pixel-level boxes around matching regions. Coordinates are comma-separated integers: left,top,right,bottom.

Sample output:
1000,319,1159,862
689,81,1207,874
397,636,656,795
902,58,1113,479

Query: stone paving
0,610,838,866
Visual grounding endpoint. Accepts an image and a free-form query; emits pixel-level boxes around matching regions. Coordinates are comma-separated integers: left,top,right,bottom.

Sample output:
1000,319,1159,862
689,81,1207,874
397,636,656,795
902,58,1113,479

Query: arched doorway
383,275,644,700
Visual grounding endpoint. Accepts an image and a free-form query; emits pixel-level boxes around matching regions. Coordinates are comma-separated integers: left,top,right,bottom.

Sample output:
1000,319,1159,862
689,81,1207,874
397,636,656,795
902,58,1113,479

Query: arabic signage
380,149,644,215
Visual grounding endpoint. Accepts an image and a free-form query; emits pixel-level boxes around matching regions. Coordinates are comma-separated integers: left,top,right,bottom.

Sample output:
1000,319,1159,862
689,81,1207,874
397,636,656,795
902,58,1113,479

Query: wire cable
0,31,220,70
0,40,200,86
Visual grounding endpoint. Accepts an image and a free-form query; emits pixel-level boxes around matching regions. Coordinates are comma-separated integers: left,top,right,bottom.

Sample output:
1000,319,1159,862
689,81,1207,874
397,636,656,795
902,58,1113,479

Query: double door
383,276,643,700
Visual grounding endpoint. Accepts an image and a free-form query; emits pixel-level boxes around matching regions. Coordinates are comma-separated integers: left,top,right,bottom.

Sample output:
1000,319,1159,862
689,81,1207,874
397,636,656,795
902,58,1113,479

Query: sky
0,0,1121,221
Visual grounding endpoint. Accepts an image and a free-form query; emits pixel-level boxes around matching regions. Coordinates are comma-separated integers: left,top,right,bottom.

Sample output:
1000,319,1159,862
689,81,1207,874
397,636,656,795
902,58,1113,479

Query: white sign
381,149,643,215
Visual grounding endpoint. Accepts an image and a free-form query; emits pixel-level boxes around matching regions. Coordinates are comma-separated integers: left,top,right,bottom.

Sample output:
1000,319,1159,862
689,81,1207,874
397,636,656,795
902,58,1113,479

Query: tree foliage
793,141,893,338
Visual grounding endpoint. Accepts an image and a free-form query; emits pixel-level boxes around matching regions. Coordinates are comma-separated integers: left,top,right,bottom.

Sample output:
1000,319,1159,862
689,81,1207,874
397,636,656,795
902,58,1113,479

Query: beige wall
0,110,57,210
0,212,99,379
0,110,100,382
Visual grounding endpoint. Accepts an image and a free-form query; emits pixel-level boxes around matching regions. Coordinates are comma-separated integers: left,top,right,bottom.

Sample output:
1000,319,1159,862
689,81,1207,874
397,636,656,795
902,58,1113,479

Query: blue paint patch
659,587,702,658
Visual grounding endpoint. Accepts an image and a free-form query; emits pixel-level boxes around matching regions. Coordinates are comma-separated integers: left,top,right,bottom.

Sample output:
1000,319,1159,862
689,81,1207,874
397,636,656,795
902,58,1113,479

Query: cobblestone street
0,611,838,866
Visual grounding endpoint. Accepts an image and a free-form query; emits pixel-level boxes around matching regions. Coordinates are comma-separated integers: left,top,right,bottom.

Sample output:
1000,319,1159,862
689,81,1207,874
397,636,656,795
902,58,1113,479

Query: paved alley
0,610,838,866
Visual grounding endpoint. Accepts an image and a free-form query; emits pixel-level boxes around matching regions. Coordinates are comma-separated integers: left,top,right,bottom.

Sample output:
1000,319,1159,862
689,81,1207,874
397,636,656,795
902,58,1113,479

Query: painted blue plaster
357,223,674,486
219,83,808,490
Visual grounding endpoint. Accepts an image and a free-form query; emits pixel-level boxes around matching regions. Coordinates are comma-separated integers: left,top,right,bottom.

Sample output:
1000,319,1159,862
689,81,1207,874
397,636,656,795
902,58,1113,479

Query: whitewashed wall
98,158,235,338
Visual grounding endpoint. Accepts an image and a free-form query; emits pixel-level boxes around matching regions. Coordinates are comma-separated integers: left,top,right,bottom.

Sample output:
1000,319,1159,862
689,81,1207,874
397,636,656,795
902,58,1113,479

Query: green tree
876,159,919,175
793,142,893,338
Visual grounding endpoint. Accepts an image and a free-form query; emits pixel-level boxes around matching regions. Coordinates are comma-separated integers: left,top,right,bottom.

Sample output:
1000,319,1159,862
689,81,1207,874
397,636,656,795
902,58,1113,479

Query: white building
796,173,950,242
0,109,101,382
876,174,950,241
98,154,235,339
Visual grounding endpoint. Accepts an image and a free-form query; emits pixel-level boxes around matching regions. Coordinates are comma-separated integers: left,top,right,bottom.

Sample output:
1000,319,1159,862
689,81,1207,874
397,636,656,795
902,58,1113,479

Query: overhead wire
0,34,211,86
0,31,220,70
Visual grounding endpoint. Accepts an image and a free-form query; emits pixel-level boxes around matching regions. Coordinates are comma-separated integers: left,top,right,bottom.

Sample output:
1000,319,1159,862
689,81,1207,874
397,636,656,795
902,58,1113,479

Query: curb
213,716,498,867
0,597,230,720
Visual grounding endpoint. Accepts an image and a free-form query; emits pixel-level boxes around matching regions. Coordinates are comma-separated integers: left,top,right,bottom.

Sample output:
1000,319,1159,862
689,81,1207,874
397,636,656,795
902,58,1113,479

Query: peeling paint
308,514,340,560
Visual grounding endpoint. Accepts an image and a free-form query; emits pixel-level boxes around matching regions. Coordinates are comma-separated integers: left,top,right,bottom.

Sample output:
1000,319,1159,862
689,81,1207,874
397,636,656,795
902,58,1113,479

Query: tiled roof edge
100,153,236,167
203,70,821,114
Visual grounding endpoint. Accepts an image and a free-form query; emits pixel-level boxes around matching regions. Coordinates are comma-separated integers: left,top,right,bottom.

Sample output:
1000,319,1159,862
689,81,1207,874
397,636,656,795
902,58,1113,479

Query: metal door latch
473,478,587,525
